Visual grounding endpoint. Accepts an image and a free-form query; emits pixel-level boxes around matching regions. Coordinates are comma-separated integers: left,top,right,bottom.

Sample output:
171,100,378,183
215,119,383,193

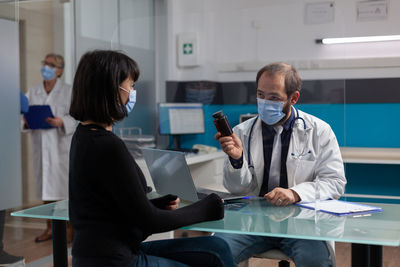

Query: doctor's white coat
26,79,76,200
223,109,346,202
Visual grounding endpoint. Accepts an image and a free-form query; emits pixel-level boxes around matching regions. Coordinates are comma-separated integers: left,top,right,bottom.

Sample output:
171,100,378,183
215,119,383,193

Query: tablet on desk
24,105,54,129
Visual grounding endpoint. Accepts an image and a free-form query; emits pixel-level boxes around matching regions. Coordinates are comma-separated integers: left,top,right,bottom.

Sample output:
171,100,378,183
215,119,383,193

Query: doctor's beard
275,100,292,126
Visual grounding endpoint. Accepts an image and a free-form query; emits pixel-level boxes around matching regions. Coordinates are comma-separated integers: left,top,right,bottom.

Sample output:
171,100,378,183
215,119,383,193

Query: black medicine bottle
212,110,233,136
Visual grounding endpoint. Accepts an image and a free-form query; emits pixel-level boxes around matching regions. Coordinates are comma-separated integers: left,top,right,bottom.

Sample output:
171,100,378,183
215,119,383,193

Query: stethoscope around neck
247,107,310,175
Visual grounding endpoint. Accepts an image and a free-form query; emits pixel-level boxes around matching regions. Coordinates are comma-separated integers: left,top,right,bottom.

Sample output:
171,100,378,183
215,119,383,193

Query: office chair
238,241,336,267
237,249,290,267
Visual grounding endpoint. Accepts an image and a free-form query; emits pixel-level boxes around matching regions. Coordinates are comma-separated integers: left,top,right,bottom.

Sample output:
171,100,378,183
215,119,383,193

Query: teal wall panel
178,103,400,149
344,163,400,197
297,103,400,148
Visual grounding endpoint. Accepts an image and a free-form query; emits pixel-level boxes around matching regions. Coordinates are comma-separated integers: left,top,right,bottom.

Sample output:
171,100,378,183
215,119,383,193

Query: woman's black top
69,123,224,266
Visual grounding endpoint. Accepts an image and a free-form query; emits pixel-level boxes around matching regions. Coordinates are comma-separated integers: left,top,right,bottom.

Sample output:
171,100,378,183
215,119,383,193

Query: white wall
164,0,400,81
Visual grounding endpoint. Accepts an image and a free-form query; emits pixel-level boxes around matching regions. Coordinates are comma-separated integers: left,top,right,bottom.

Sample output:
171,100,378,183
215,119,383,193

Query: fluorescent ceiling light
316,35,400,44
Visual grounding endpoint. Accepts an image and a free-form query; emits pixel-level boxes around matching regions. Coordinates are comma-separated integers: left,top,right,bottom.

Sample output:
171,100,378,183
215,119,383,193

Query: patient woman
68,50,235,267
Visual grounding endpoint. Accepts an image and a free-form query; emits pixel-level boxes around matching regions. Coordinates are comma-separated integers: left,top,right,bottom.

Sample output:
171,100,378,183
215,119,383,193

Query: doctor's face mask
258,98,290,125
256,71,295,126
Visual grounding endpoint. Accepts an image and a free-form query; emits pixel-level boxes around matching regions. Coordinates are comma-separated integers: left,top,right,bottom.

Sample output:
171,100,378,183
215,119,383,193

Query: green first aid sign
183,43,193,54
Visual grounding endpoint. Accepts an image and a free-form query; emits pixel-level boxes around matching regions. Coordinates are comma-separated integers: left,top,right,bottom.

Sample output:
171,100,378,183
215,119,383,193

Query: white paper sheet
296,199,383,216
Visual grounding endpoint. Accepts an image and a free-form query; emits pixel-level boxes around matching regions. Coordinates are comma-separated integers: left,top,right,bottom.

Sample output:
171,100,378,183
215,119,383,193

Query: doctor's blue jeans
215,233,332,267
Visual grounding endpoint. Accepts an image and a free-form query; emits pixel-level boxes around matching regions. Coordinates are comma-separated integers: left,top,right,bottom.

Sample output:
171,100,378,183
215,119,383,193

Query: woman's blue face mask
120,87,136,114
257,98,286,125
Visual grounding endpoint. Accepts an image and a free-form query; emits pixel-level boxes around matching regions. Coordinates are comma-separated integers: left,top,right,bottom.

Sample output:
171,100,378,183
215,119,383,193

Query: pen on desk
243,196,265,200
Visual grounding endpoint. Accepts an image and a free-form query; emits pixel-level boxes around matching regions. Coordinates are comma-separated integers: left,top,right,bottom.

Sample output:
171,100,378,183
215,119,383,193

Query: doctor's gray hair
256,62,302,97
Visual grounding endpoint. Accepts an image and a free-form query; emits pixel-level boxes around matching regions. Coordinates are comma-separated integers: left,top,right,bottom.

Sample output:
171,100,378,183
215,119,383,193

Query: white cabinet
340,147,400,165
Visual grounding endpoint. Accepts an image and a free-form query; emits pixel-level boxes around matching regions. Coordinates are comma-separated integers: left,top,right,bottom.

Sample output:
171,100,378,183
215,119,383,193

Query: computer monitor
239,113,257,123
158,103,205,150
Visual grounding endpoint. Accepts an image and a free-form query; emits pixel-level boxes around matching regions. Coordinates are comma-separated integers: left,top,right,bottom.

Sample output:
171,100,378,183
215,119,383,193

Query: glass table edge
10,211,68,221
10,200,68,221
181,226,400,247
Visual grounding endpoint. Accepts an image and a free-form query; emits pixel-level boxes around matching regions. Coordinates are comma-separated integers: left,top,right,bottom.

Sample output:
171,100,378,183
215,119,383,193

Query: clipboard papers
24,105,54,129
296,199,383,216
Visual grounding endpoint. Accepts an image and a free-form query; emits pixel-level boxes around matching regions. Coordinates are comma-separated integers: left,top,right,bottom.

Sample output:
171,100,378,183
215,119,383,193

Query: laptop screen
141,148,199,202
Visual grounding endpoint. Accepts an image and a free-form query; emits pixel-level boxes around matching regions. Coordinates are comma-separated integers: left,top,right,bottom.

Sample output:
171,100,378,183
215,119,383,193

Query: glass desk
11,199,400,267
183,199,400,267
11,200,68,267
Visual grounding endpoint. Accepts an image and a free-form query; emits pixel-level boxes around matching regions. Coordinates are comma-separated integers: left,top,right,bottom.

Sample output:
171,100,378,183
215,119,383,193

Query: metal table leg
52,220,68,267
352,244,382,267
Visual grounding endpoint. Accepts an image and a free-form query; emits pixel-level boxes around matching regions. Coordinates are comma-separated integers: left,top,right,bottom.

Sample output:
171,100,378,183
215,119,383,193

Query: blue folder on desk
24,105,54,129
296,199,383,216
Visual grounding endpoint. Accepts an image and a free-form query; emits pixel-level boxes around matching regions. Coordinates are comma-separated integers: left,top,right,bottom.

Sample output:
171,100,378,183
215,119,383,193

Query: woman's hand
165,197,180,210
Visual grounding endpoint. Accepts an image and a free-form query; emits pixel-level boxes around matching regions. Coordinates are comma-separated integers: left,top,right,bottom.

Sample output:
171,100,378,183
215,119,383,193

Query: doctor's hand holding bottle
213,110,243,160
214,132,243,160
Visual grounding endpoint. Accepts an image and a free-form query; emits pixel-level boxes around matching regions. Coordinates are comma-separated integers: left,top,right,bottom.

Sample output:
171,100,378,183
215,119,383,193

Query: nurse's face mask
41,59,60,81
41,65,56,81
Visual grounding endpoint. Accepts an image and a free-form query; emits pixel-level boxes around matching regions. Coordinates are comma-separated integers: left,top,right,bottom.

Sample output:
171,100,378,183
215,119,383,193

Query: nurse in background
25,53,76,242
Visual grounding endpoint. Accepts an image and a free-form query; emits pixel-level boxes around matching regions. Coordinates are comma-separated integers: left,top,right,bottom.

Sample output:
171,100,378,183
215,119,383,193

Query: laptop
141,148,247,203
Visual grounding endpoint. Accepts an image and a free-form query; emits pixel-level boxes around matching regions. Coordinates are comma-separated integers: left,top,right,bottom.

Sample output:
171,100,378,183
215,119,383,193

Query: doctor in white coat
25,53,76,242
215,62,346,267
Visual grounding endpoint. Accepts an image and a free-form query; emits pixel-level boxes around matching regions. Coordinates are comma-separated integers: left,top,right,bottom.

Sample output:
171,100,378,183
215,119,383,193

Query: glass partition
0,0,23,263
0,0,22,211
1,0,72,263
73,0,156,135
74,0,400,203
156,0,400,205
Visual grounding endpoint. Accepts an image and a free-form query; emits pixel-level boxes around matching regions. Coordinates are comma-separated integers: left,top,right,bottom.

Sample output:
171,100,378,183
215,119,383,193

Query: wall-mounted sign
177,33,199,67
305,2,335,25
357,1,388,21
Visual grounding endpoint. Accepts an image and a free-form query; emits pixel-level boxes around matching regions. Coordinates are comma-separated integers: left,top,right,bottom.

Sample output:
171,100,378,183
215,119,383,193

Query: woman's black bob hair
69,50,140,125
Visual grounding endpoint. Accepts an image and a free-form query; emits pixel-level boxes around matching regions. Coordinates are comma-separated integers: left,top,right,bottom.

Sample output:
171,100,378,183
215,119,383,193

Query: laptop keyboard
196,188,234,199
196,192,248,210
196,192,209,199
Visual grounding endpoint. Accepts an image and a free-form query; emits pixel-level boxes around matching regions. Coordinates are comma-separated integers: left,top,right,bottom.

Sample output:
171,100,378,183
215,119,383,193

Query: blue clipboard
24,105,55,129
295,199,383,216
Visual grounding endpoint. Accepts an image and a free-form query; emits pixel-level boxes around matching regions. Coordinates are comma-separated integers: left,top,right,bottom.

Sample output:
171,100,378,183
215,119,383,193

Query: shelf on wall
340,147,400,164
217,57,400,72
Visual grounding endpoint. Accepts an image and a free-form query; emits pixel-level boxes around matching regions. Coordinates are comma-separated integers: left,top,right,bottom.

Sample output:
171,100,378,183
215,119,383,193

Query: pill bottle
212,110,233,136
